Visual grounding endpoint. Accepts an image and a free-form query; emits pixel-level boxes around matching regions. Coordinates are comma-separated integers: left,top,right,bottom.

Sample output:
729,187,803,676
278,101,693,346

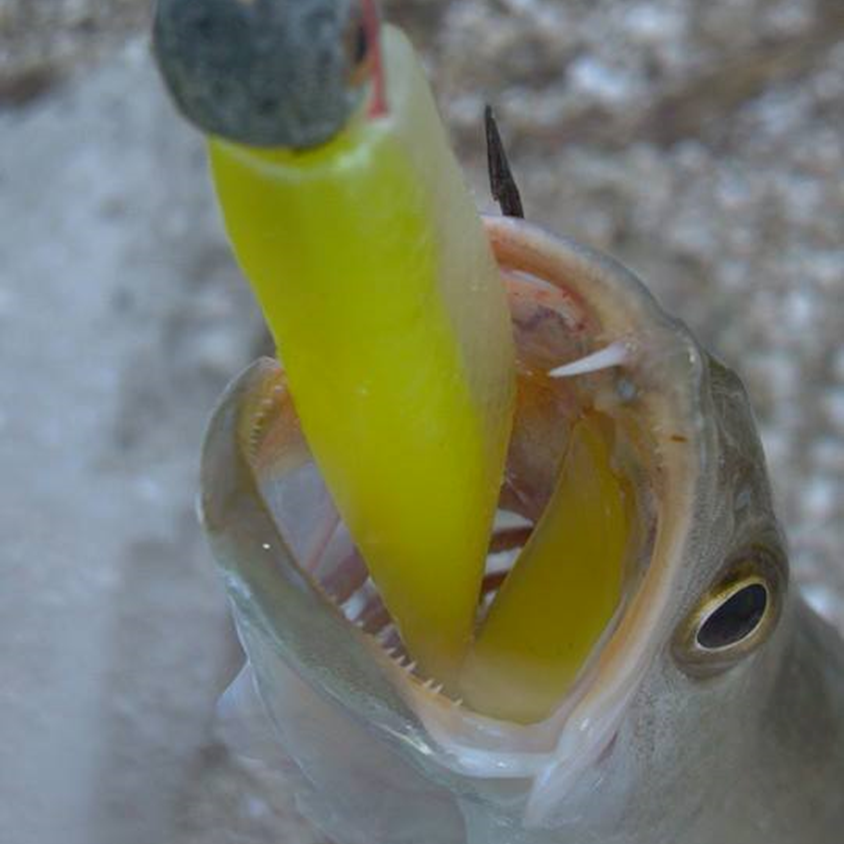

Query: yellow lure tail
461,416,631,723
208,28,515,684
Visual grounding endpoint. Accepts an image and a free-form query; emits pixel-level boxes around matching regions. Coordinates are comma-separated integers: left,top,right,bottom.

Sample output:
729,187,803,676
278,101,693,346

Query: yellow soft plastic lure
462,415,631,722
207,28,515,683
154,0,631,718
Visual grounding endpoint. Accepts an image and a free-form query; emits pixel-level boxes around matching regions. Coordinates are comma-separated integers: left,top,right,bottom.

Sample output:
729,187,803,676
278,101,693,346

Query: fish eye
696,580,768,649
673,550,786,677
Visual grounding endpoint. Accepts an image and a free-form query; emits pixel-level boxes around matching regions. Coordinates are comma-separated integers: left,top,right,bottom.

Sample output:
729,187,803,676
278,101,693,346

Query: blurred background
1,0,841,842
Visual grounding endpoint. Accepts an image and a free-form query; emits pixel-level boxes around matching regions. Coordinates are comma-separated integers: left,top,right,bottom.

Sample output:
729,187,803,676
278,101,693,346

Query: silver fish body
200,216,844,844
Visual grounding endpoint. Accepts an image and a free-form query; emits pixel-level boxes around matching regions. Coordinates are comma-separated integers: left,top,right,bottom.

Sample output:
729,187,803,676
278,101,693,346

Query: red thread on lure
361,0,387,117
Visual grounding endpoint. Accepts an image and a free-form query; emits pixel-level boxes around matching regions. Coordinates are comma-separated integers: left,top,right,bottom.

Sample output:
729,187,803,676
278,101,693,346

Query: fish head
200,216,790,839
153,0,380,148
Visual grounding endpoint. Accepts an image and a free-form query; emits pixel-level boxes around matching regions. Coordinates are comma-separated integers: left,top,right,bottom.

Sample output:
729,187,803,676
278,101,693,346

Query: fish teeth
339,588,368,621
247,396,280,457
548,340,632,378
386,647,404,662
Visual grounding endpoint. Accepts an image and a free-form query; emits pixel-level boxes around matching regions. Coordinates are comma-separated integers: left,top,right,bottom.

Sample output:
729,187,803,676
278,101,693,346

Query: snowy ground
1,2,841,842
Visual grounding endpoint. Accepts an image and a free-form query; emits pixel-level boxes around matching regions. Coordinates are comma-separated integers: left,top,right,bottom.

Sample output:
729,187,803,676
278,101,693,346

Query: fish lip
200,217,711,809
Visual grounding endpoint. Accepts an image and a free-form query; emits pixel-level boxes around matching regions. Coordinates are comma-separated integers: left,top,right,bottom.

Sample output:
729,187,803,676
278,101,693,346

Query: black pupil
354,23,368,64
697,584,768,649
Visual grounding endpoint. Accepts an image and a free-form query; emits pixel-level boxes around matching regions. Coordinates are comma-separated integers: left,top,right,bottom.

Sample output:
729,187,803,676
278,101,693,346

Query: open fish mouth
201,215,707,788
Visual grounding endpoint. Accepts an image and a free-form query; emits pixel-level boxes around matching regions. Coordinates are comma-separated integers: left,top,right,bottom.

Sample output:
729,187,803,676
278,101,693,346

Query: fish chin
200,216,710,821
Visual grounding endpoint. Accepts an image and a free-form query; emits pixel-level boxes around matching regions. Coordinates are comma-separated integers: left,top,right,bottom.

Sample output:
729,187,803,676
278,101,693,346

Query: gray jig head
153,0,376,149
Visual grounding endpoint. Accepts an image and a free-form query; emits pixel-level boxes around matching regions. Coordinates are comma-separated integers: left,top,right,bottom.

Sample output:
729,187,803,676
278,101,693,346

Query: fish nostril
696,583,768,650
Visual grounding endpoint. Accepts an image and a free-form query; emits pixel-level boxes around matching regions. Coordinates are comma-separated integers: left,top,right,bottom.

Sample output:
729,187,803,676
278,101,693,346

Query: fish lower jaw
315,558,629,811
336,560,632,785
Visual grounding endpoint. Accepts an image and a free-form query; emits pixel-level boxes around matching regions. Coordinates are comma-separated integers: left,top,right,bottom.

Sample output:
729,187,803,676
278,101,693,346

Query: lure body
206,28,515,683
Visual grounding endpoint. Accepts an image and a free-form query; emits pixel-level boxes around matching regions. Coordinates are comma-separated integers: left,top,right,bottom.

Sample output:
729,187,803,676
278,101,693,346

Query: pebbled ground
0,1,841,842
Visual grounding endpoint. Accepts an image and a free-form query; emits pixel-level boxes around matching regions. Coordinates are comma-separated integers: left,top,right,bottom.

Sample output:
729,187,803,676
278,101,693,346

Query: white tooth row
363,627,465,705
247,394,278,456
336,576,466,706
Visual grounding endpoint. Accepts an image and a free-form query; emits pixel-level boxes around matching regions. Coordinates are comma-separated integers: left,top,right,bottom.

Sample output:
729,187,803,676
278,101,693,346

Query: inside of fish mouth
250,268,655,724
